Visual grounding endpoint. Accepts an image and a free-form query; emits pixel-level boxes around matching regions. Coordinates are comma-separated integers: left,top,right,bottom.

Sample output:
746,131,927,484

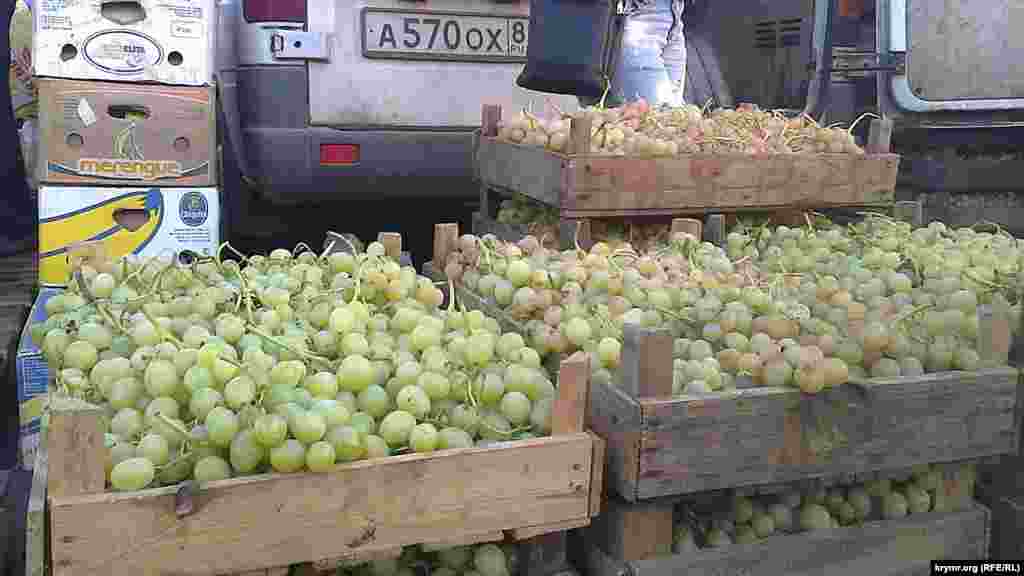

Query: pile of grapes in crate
497,100,871,156
331,540,519,576
671,462,974,552
495,194,674,253
33,238,562,492
441,215,1022,394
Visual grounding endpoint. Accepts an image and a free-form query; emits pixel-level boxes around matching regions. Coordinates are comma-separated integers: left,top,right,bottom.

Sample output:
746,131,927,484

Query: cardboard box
32,0,214,85
15,287,61,471
37,78,216,187
38,186,220,286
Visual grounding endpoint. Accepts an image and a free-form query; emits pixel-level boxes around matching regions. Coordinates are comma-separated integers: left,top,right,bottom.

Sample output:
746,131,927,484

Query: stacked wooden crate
582,323,1014,576
472,104,901,249
425,222,1021,575
25,231,605,576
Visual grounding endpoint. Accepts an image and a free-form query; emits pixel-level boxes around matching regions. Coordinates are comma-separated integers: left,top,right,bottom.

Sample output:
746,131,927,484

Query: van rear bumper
244,126,479,205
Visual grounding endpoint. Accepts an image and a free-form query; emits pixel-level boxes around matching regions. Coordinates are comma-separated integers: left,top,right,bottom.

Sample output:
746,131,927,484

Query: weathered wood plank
587,504,990,576
477,138,565,207
477,135,899,217
46,406,105,499
49,433,594,576
597,366,1018,502
26,444,48,576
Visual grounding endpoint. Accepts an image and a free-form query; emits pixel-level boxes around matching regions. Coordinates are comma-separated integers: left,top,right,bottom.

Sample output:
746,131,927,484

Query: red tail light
244,0,305,23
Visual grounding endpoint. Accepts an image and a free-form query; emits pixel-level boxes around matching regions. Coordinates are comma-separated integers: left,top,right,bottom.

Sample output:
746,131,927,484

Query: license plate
361,8,528,62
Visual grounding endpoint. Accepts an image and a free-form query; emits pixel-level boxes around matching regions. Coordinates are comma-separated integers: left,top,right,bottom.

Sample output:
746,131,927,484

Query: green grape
254,413,289,447
437,427,474,450
270,439,307,473
499,392,531,426
205,406,240,447
306,441,336,472
365,434,390,459
305,371,339,399
328,426,367,462
194,455,232,482
409,423,439,453
110,457,156,491
291,410,327,444
396,385,431,419
138,433,171,466
349,412,376,436
144,396,180,426
141,359,178,397
110,408,144,439
358,385,391,419
189,387,224,421
224,375,257,409
379,410,416,447
311,399,351,429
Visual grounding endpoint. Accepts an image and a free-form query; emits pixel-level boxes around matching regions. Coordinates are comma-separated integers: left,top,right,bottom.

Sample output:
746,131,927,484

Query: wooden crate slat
586,504,990,576
49,433,593,576
595,366,1020,502
477,138,565,207
26,444,48,576
476,133,899,217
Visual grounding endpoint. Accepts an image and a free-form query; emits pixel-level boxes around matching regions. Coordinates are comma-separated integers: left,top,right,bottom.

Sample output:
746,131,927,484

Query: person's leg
609,0,686,106
0,0,34,256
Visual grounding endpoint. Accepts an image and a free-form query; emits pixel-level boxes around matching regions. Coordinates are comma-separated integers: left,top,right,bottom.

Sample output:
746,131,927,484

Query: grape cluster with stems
33,238,559,492
332,540,517,576
442,214,1022,397
671,462,973,552
495,193,674,253
726,215,1023,380
498,98,871,156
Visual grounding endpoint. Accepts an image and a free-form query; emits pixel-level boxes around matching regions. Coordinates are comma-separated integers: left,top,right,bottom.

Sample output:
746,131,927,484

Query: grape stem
245,323,334,370
139,307,187,349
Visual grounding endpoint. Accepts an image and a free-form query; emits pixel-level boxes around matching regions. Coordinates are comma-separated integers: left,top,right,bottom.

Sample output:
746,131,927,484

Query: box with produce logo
38,186,220,287
15,286,62,471
36,78,216,187
32,0,213,85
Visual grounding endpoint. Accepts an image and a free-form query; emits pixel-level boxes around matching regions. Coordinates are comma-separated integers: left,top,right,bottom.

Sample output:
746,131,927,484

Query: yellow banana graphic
39,189,164,285
38,192,149,255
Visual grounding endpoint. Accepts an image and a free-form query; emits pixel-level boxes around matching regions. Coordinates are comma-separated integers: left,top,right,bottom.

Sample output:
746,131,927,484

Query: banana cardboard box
37,78,216,186
15,286,63,471
39,186,220,286
33,0,213,85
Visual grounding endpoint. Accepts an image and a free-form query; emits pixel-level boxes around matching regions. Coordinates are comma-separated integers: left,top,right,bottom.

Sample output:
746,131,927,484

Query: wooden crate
39,354,605,576
592,317,1018,502
429,223,1019,502
475,104,900,219
585,500,991,576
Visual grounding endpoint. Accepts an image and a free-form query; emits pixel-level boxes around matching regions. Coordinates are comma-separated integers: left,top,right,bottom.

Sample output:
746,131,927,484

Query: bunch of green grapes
671,462,966,552
33,239,558,492
443,228,861,396
334,540,518,576
722,215,1022,382
495,100,869,156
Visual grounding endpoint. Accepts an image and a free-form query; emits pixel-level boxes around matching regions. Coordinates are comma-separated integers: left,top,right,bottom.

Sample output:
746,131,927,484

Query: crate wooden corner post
27,438,49,576
588,323,673,504
432,222,461,273
376,232,403,261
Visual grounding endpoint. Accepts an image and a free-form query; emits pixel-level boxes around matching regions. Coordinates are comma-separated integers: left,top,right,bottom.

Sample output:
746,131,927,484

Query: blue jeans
582,0,686,107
